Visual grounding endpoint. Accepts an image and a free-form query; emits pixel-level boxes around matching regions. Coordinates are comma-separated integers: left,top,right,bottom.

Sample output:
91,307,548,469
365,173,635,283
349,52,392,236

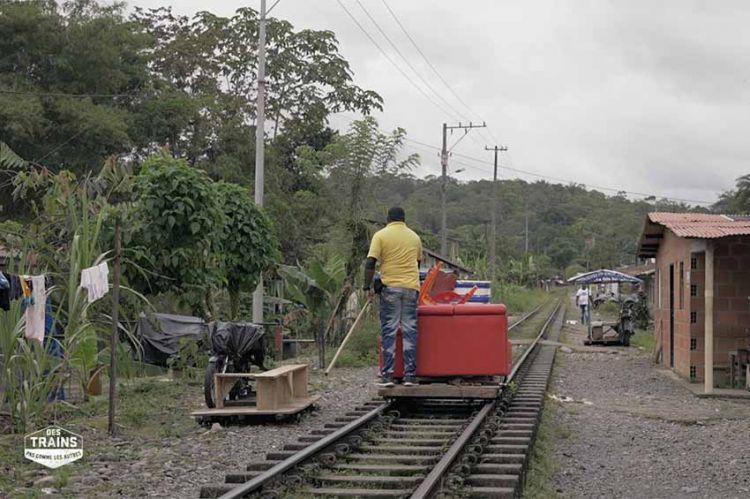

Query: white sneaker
402,377,417,387
376,377,395,388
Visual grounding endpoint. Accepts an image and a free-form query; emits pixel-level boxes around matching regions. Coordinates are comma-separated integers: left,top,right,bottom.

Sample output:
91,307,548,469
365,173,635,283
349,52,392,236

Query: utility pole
440,121,486,255
524,211,529,255
485,145,507,280
252,0,267,325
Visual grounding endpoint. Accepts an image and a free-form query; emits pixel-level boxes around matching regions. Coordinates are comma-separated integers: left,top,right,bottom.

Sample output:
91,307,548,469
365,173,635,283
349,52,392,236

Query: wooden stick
325,297,372,376
108,216,121,436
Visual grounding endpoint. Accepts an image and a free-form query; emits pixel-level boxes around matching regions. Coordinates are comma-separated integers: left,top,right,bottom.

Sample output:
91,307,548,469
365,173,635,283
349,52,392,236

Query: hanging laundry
8,274,22,301
24,275,46,344
20,277,34,307
80,261,110,303
0,272,22,312
0,272,9,311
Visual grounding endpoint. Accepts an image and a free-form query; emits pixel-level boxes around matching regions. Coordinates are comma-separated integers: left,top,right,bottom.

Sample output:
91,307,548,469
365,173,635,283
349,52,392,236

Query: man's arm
363,257,377,291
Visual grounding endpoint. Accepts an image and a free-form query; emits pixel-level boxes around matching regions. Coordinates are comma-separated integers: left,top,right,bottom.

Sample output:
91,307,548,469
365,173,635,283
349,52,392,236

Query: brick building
638,213,750,392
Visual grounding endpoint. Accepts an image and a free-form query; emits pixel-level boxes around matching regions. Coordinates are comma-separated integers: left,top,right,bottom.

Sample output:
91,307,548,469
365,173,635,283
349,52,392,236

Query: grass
630,329,656,351
493,283,548,315
329,314,379,368
0,376,201,496
523,400,565,498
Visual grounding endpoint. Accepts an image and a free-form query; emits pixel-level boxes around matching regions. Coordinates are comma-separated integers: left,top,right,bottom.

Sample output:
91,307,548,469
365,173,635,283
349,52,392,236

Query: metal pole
108,217,121,436
252,0,267,324
440,123,448,255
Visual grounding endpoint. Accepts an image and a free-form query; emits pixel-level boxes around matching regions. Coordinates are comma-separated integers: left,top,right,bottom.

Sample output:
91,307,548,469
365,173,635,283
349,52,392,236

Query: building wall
654,233,750,384
653,231,693,379
711,237,750,373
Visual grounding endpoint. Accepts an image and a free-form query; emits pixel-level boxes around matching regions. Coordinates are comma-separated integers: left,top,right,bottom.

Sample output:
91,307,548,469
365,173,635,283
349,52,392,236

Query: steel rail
508,300,561,382
217,401,393,499
410,300,561,499
218,300,559,499
507,301,544,332
410,401,495,499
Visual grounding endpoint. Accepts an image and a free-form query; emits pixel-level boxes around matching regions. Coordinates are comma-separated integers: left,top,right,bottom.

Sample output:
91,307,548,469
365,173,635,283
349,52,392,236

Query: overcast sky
136,0,750,205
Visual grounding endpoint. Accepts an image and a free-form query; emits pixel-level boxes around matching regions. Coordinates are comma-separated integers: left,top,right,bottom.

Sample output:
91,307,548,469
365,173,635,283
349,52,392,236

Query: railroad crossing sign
24,426,83,468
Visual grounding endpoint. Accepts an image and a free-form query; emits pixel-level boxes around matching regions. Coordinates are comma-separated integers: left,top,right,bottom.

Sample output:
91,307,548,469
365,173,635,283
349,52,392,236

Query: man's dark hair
387,206,405,222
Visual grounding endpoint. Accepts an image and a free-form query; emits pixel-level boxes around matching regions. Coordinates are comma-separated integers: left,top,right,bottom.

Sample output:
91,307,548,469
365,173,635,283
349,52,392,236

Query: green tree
0,0,149,176
129,154,223,315
214,181,278,319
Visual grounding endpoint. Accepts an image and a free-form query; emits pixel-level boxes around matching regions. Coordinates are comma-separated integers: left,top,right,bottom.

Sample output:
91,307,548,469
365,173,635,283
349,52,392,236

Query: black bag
209,321,265,357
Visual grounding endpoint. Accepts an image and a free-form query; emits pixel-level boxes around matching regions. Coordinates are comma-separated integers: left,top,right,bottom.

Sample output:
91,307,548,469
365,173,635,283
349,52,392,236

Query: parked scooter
203,321,267,408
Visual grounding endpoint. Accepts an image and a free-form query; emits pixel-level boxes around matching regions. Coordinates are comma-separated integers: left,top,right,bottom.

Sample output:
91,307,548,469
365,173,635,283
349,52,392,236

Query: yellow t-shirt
367,222,423,291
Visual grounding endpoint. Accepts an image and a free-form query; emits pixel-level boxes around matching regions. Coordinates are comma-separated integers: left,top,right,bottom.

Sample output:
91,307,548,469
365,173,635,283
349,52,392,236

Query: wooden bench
209,364,314,413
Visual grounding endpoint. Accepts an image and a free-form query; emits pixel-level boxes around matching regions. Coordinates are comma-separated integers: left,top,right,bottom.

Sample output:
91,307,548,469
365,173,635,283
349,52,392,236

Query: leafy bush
131,154,224,313
333,315,379,368
214,181,278,319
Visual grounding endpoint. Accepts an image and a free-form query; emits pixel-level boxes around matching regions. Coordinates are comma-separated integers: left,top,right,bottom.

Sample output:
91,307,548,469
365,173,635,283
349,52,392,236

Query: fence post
108,216,121,436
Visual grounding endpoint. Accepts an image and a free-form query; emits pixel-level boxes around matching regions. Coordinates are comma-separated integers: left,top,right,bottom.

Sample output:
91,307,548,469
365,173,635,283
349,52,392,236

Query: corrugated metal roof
647,212,750,238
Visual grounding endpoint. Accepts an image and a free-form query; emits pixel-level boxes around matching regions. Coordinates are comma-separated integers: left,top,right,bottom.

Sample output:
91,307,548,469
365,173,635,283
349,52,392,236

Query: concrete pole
485,145,507,280
252,0,267,325
440,123,448,255
704,242,714,394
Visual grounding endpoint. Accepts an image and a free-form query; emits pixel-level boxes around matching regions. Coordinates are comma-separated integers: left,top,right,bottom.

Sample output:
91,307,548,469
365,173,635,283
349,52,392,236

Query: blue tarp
567,269,642,284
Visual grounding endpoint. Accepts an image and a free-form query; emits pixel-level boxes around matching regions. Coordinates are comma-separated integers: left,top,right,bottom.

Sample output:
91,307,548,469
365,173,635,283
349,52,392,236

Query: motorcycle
204,321,267,408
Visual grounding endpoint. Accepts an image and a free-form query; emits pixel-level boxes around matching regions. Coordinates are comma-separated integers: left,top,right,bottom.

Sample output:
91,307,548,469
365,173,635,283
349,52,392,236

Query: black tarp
136,313,209,366
209,321,265,358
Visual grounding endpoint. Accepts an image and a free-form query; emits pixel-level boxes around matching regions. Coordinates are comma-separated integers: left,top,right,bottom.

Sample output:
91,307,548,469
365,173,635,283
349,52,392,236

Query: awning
567,269,643,284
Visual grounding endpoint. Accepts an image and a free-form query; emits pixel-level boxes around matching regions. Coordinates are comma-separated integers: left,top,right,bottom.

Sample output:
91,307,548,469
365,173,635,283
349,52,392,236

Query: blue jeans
580,305,589,324
379,287,418,378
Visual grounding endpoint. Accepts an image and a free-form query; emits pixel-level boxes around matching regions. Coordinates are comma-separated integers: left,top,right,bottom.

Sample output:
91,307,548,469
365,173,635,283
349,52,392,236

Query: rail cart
567,269,642,346
191,322,317,423
377,264,510,400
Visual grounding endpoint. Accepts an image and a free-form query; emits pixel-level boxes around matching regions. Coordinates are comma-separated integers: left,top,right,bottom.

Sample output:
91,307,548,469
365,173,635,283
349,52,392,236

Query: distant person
363,207,422,388
576,285,591,324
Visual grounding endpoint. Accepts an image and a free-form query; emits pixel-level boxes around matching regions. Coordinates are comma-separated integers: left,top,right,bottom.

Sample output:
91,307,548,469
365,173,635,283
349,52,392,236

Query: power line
354,0,465,122
403,138,715,205
335,0,455,119
380,0,503,145
0,89,133,98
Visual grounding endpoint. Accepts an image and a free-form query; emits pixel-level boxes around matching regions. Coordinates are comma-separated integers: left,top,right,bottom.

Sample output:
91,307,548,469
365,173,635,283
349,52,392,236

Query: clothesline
0,271,46,343
0,260,111,344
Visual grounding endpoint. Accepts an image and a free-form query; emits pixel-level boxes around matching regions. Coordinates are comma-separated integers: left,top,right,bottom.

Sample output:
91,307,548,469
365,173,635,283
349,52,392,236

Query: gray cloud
138,0,750,205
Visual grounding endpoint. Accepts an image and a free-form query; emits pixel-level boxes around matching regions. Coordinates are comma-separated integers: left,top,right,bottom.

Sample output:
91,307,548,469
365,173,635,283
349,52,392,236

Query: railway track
200,300,563,499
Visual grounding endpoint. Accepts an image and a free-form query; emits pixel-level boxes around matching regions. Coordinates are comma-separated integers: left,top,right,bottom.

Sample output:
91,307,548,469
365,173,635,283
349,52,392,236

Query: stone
210,422,222,432
33,476,57,487
560,346,573,353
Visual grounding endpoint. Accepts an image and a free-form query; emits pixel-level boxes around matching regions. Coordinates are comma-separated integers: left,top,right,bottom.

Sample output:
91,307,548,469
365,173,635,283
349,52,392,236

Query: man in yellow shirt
363,207,422,387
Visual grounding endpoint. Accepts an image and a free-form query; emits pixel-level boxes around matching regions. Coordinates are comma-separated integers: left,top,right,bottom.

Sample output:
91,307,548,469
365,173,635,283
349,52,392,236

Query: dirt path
549,320,750,499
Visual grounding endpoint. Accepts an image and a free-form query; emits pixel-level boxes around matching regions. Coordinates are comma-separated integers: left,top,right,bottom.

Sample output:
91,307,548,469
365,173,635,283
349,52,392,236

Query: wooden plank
292,367,308,398
254,364,307,378
214,373,259,379
378,383,500,399
256,378,279,410
191,395,320,417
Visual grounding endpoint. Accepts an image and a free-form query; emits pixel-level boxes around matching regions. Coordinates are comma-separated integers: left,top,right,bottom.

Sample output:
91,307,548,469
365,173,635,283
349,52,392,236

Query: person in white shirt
575,285,591,324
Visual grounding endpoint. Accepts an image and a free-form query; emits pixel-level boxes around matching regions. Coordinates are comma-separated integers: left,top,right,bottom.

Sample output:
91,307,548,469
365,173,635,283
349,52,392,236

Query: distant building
638,213,750,392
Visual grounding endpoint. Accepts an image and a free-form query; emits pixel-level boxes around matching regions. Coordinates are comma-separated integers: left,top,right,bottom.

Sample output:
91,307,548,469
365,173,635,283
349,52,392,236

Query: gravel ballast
30,365,378,498
550,320,750,499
